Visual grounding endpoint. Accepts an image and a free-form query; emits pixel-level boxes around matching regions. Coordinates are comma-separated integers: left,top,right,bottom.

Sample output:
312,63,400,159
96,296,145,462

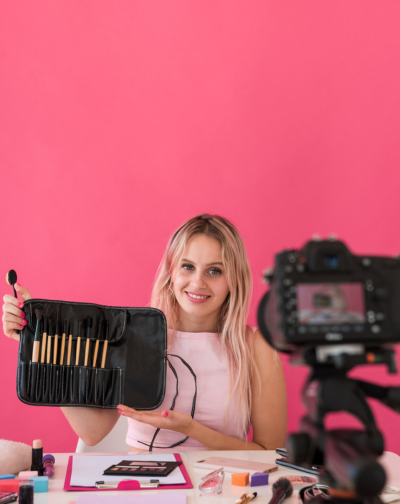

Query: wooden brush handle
101,340,108,369
32,340,40,363
60,333,66,365
67,335,72,366
53,335,58,364
93,340,100,367
41,332,47,363
84,339,90,367
75,337,81,366
47,335,52,364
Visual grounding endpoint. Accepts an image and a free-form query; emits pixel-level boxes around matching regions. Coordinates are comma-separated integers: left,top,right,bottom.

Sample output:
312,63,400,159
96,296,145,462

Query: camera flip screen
297,283,366,325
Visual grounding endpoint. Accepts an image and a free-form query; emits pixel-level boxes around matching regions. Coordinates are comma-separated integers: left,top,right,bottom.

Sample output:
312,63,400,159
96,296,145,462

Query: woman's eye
209,268,222,276
182,263,194,271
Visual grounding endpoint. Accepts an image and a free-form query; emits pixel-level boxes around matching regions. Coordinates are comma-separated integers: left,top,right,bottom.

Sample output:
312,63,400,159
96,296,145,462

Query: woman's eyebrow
181,258,224,267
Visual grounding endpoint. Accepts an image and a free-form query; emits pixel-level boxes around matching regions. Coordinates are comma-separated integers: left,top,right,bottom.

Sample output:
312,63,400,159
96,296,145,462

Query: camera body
258,238,400,353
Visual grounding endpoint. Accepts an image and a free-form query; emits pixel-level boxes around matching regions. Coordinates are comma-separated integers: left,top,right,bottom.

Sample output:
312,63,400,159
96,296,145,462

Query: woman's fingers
2,301,25,319
14,283,32,302
2,284,32,342
3,294,24,308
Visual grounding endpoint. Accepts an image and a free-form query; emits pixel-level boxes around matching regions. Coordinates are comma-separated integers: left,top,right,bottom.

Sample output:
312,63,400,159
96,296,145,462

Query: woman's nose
190,271,207,289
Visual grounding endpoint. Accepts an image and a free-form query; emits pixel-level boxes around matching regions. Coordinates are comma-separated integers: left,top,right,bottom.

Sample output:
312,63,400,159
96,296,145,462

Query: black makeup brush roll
16,299,168,410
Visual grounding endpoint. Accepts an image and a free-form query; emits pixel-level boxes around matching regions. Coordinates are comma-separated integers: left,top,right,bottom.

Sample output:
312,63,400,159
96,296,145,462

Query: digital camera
257,238,400,353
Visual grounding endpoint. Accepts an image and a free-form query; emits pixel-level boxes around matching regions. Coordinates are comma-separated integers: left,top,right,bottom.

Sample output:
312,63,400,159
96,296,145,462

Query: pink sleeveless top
126,328,253,451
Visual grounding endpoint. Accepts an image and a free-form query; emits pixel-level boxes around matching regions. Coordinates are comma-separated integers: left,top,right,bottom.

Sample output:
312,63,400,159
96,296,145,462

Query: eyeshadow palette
103,460,182,477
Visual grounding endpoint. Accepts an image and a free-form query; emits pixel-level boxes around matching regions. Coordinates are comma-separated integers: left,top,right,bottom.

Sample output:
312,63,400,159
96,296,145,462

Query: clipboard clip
95,479,160,489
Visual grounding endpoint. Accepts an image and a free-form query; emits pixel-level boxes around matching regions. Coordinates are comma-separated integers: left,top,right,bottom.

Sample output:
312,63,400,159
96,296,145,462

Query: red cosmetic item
0,479,19,495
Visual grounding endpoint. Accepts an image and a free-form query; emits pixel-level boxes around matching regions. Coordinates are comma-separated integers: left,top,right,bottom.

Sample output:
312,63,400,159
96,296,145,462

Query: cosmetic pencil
75,320,82,366
53,318,59,365
40,316,48,363
60,319,67,365
101,321,109,369
32,312,42,363
84,316,92,367
46,320,53,364
92,320,102,368
67,320,72,366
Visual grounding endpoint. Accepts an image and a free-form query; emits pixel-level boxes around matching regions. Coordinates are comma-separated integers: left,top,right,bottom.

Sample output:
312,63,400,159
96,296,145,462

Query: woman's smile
184,291,211,303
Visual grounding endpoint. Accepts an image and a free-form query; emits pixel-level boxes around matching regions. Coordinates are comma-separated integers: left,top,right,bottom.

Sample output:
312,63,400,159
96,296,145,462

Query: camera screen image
297,283,366,325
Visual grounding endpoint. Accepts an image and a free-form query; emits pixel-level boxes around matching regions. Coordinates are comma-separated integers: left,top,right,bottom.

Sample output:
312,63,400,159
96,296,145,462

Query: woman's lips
184,291,211,304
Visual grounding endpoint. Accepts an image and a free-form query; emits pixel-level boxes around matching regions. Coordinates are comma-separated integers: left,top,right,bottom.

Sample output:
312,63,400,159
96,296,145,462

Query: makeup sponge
251,472,269,486
231,472,250,486
30,476,49,492
0,439,31,476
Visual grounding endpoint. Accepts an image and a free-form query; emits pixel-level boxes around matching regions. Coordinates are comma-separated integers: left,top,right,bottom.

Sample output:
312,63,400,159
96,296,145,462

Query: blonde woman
3,214,287,451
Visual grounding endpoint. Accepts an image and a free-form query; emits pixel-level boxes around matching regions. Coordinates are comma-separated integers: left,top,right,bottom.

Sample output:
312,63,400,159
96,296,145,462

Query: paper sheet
70,454,186,487
76,493,186,504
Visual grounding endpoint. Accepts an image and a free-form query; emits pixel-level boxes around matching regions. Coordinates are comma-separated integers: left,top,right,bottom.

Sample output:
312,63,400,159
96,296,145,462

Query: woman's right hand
2,283,33,342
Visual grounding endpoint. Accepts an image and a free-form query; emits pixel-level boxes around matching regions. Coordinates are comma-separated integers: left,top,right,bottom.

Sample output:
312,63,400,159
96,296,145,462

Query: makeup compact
103,460,182,477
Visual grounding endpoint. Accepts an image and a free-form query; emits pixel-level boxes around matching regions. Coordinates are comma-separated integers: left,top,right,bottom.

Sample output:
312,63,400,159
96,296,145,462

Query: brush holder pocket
17,299,167,409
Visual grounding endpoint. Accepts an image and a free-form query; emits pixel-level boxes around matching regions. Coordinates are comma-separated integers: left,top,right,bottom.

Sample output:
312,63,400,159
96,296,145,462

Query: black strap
137,354,197,451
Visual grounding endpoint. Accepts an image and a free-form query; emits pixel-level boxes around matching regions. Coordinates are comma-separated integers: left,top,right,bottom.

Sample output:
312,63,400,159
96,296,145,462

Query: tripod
286,346,400,504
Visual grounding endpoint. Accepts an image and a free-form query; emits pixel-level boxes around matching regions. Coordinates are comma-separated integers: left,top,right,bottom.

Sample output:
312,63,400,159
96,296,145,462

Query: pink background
1,1,400,453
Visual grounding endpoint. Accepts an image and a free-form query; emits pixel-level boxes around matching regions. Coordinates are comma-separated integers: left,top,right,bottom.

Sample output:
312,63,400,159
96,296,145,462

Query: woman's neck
173,310,219,333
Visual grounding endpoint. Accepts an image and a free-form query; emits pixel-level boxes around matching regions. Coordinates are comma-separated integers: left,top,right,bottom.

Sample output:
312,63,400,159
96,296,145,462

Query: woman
3,214,287,451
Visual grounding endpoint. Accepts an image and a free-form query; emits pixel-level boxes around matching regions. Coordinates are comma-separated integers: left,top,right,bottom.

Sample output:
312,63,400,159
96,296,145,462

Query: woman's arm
61,407,120,446
118,330,287,450
248,329,287,449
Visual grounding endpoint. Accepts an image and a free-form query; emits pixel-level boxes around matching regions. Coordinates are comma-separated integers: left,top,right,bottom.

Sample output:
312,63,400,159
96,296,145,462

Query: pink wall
1,1,400,454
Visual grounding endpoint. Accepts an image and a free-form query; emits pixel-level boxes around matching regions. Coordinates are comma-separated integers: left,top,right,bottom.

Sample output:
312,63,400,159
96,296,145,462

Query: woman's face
171,234,230,329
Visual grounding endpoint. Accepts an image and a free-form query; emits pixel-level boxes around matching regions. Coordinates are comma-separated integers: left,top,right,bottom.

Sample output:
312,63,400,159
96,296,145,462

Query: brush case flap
17,299,167,409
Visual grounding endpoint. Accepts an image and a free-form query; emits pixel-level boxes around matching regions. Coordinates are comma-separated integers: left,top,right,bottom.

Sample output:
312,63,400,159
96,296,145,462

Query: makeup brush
84,316,92,367
268,478,293,504
60,319,67,365
46,320,53,364
100,321,109,369
53,317,59,365
92,320,102,368
32,309,43,363
75,320,82,366
67,320,72,366
6,270,20,335
41,316,48,363
6,269,18,297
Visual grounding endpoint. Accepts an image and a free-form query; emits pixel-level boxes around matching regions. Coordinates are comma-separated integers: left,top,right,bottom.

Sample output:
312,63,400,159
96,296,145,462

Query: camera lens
322,254,340,269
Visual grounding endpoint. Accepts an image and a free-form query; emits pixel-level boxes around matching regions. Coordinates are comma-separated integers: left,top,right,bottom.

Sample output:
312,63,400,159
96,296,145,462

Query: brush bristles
272,478,293,497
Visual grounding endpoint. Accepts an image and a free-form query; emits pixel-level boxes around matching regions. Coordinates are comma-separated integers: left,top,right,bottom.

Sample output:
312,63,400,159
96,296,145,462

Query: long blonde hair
151,214,254,438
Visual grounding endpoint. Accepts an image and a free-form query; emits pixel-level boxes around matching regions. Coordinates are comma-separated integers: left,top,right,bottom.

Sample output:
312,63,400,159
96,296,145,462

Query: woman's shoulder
247,325,277,356
246,325,260,342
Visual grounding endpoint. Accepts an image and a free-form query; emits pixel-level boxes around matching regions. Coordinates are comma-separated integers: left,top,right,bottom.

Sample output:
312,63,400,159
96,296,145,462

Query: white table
34,450,400,504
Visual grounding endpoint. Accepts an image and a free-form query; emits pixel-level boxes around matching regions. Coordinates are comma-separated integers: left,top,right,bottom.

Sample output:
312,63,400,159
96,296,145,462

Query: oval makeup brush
6,270,20,334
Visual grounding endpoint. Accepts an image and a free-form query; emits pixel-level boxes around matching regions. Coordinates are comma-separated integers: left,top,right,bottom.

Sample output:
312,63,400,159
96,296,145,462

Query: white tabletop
35,450,400,504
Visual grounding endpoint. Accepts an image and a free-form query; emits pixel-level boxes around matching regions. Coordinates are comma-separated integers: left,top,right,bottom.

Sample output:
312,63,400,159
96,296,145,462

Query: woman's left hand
117,405,194,435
